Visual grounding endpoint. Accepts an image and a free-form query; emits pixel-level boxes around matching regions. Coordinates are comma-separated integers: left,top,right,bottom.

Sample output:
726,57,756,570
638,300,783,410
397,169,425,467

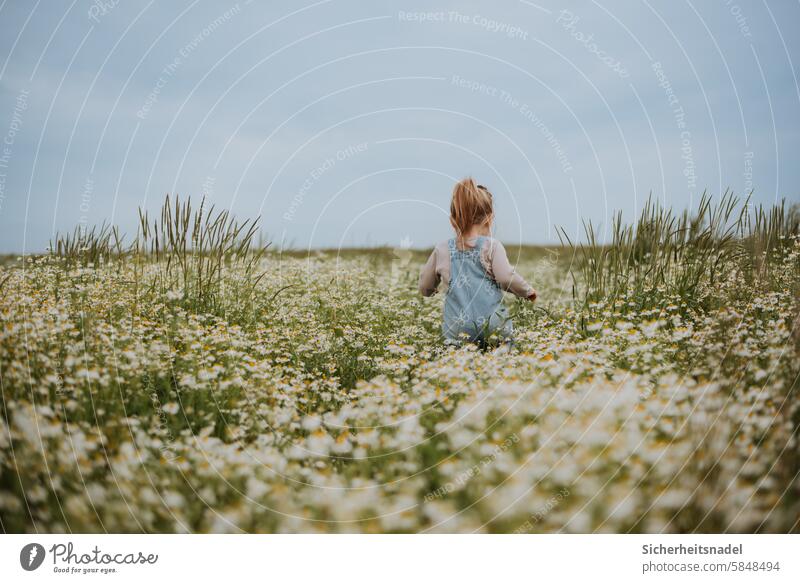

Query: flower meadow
1,197,799,533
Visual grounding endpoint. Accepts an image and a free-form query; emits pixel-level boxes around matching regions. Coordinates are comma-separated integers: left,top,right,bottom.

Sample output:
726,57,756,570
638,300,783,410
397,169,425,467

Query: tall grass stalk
133,195,268,316
51,195,269,318
49,223,124,267
559,192,800,316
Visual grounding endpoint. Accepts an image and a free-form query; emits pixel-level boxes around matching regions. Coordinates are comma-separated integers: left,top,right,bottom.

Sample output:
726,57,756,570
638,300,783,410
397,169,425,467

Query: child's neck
456,224,491,249
460,224,491,239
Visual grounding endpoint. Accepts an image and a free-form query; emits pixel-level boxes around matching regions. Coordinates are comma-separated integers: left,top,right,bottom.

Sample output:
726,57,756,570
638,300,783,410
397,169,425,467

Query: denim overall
443,236,513,346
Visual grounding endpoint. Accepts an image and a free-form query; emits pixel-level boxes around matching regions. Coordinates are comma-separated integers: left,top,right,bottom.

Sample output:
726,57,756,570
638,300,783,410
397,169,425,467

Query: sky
0,0,798,252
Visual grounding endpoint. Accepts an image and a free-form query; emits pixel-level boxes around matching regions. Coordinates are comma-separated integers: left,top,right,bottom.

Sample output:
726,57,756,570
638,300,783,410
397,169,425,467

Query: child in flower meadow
419,177,537,346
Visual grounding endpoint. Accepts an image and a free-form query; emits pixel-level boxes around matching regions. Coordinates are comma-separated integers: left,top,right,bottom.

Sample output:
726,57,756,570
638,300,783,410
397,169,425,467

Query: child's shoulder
480,236,504,253
433,240,451,255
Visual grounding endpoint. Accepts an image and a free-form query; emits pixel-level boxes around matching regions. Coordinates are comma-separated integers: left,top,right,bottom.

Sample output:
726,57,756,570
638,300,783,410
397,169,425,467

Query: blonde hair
450,177,493,241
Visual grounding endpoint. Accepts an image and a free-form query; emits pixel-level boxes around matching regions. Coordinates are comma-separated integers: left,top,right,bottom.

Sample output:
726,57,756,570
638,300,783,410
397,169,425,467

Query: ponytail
450,177,493,242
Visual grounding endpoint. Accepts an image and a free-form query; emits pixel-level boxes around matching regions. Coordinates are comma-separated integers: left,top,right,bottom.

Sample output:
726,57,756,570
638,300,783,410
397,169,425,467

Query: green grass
559,192,800,319
0,192,793,533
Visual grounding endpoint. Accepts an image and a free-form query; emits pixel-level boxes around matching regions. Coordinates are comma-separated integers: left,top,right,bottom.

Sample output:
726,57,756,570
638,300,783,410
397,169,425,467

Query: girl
419,178,537,347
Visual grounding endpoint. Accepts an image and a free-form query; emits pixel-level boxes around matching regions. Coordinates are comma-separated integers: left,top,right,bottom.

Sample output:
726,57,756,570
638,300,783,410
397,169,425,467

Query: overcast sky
0,0,798,252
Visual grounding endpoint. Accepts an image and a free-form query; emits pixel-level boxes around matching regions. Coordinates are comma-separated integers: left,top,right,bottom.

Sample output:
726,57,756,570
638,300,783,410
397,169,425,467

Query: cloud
0,0,798,251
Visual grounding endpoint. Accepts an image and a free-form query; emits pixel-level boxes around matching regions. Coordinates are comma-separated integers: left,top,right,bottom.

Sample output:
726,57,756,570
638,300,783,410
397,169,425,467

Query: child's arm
418,247,441,296
485,240,537,300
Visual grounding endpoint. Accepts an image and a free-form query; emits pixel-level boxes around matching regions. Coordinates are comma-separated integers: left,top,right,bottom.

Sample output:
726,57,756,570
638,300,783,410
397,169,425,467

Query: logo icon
20,543,46,571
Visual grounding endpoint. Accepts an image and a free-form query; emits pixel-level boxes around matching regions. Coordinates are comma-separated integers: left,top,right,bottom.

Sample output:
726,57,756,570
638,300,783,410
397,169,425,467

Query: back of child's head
450,177,493,239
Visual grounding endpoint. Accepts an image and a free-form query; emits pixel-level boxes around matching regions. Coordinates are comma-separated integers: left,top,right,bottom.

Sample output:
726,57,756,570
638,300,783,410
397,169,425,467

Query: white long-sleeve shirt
418,237,535,299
